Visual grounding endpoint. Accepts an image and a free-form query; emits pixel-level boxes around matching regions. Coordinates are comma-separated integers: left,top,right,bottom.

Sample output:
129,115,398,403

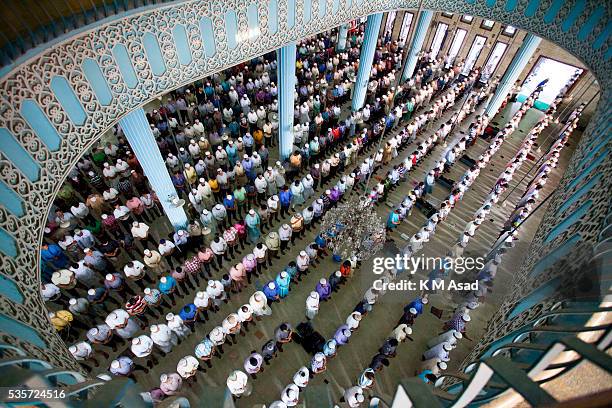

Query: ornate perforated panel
0,0,609,371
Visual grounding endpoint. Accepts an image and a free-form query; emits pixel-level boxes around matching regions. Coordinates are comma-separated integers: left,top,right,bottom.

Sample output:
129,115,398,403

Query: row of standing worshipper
224,321,295,400
476,106,581,287
384,73,494,234
405,86,544,258
416,93,572,369
337,295,429,407
496,104,582,245
53,128,368,347
262,70,495,408
285,103,536,404
64,62,494,374
266,88,548,407
305,258,357,320
77,124,370,380
417,110,580,382
64,31,476,380
374,69,491,212
458,110,556,252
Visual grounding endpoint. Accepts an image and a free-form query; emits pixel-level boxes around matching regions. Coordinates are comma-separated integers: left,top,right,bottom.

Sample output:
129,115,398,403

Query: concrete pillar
352,13,383,112
337,24,349,51
484,33,541,118
401,10,434,82
277,42,297,160
119,108,189,230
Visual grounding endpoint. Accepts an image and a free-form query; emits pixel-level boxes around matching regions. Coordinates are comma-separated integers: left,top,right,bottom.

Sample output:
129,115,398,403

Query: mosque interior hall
0,1,611,407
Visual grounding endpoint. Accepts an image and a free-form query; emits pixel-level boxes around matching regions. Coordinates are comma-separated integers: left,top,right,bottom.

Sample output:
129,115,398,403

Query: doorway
519,56,584,110
462,35,487,75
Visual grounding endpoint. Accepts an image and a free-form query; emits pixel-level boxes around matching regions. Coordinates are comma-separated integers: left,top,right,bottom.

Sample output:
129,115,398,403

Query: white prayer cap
160,277,167,283
443,343,452,351
150,324,159,333
409,307,417,315
160,374,168,382
462,314,471,322
111,360,120,369
132,221,139,227
144,288,151,295
166,312,175,320
68,345,77,353
87,289,95,296
300,251,307,257
69,298,77,305
268,282,276,289
319,278,326,285
144,249,151,256
438,362,448,370
105,274,113,281
249,209,255,215
422,297,429,304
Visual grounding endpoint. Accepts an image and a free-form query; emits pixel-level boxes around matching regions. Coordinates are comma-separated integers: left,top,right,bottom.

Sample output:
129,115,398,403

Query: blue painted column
277,42,297,160
484,33,542,118
401,10,434,82
352,13,383,112
337,24,349,51
119,108,189,230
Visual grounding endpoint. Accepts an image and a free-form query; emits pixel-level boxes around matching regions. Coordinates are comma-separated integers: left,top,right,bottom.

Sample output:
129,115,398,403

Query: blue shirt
406,298,425,315
41,244,68,268
263,282,278,300
179,303,197,321
315,235,326,248
223,195,236,210
279,190,293,207
159,276,177,294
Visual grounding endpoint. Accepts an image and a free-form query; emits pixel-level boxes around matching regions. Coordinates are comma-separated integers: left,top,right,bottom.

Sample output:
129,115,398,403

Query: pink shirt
198,248,214,262
126,197,144,215
234,223,246,237
229,263,246,281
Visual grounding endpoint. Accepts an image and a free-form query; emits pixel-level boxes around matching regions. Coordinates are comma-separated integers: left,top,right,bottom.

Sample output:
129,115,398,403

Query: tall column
401,10,433,82
277,42,297,160
351,13,383,112
484,33,541,118
119,108,189,230
337,24,349,51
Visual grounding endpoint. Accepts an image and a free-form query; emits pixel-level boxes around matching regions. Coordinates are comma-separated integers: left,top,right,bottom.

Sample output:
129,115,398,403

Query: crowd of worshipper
269,84,557,407
34,16,555,405
259,68,519,408
166,57,481,404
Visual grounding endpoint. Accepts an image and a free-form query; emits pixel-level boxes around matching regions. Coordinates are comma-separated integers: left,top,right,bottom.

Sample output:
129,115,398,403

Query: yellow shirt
209,179,220,193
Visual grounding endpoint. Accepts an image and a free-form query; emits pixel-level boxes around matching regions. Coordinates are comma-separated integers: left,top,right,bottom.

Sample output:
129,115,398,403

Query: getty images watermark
371,254,485,291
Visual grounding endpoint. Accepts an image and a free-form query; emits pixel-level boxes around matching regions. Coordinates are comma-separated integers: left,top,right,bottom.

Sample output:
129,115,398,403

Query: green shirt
233,188,246,202
92,150,106,165
85,219,102,235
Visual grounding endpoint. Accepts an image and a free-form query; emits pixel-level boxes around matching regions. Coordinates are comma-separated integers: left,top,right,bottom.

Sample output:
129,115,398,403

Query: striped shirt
125,296,147,316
